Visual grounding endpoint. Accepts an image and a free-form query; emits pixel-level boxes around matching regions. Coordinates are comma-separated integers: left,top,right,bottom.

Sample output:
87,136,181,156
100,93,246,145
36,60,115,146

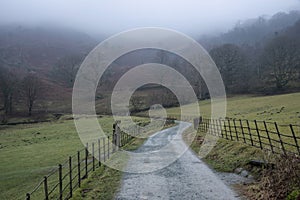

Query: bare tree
262,36,300,90
52,55,83,87
210,44,248,93
0,66,17,114
129,95,144,113
22,74,42,116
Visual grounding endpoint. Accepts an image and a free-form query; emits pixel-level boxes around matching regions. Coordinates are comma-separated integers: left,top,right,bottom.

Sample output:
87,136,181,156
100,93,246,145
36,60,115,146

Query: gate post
116,123,120,148
113,121,121,151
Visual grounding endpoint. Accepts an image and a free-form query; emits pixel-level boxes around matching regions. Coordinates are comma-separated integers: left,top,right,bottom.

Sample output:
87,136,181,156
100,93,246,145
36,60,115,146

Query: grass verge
189,130,266,173
70,137,146,200
188,129,300,200
70,121,176,200
0,115,149,200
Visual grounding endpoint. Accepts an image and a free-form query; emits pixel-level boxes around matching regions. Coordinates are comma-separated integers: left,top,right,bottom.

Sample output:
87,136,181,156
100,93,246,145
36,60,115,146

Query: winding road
116,123,242,200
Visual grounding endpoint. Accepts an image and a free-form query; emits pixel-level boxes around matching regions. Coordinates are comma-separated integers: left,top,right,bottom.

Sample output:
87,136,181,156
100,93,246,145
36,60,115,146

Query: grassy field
0,116,149,200
70,119,177,200
182,93,300,199
164,92,300,172
1,92,299,199
70,137,146,200
158,92,300,125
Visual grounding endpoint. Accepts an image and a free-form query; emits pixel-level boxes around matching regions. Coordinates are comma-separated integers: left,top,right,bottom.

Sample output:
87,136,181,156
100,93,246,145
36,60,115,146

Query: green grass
70,137,146,200
70,120,175,200
0,116,149,200
181,93,300,175
187,127,270,177
203,139,265,172
2,92,299,199
71,165,122,200
0,120,82,200
153,92,300,125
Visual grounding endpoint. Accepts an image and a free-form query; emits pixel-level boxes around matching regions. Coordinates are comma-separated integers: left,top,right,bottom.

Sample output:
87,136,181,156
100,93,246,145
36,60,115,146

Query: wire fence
26,116,299,199
195,117,300,155
25,122,136,200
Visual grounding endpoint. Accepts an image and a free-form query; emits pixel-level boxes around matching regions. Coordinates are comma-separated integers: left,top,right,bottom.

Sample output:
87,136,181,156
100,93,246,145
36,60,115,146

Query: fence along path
26,116,299,199
25,121,136,200
195,117,300,155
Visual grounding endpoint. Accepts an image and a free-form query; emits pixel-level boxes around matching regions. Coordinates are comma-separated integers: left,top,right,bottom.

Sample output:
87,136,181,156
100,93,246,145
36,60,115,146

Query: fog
0,0,300,37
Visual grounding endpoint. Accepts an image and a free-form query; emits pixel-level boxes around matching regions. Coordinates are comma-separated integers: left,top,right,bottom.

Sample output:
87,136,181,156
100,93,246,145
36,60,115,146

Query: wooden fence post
98,139,101,167
44,176,48,200
206,119,209,132
108,136,110,159
210,119,213,135
92,143,95,171
116,124,120,148
254,120,263,149
58,164,63,200
290,124,300,154
69,156,72,198
274,122,286,155
112,123,117,152
246,120,254,146
239,120,246,143
120,132,122,147
212,119,216,136
85,145,88,178
26,193,30,200
263,121,274,153
233,119,239,141
77,151,81,187
227,119,233,140
123,131,125,146
103,138,106,162
218,119,223,137
214,119,219,136
199,119,202,132
219,119,224,138
224,120,229,140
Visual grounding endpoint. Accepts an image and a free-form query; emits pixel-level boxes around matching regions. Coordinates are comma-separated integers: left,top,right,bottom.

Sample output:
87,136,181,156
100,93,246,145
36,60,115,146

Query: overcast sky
0,0,300,37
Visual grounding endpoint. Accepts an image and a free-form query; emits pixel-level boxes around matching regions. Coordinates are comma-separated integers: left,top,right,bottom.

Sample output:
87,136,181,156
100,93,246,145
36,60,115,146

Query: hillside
199,10,300,50
0,10,300,117
0,25,99,113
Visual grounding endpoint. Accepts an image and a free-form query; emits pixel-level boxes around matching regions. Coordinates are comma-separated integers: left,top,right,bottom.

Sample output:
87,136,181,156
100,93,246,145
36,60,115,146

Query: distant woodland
0,11,300,117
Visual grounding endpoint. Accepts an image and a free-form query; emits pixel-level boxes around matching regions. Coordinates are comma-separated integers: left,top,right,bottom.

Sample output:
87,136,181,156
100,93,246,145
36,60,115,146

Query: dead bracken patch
247,154,300,200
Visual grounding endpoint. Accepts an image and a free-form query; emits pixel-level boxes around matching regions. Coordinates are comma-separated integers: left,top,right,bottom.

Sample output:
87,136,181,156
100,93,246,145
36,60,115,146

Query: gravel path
116,123,242,200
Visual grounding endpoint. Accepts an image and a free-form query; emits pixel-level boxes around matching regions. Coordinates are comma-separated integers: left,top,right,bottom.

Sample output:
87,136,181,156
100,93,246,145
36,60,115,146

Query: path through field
116,123,243,200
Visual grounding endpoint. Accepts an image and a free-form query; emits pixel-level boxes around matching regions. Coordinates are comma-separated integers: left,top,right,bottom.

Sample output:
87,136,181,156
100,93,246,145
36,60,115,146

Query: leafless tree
52,55,83,87
129,95,145,112
0,66,17,114
262,36,300,89
210,44,248,93
22,74,42,116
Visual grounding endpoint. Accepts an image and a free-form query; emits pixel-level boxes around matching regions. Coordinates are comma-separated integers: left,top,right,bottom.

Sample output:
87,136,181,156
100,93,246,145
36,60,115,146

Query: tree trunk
28,102,33,116
9,94,13,114
4,95,9,115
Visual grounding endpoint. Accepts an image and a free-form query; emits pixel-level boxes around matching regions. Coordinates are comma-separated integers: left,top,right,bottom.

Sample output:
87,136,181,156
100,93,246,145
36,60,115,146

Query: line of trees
0,52,85,121
51,55,84,88
209,31,300,93
0,67,42,121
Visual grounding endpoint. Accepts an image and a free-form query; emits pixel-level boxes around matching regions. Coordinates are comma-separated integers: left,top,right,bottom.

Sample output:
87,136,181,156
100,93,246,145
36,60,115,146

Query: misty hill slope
0,25,97,74
200,10,300,49
0,25,99,105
